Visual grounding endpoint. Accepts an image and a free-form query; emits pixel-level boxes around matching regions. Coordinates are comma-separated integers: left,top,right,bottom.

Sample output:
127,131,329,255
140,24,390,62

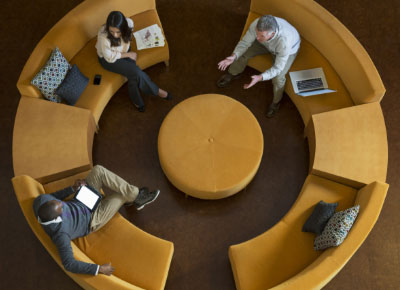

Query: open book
133,24,165,50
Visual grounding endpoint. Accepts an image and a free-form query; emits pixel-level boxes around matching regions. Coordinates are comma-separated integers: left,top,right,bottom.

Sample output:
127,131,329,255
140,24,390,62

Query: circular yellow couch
11,0,389,289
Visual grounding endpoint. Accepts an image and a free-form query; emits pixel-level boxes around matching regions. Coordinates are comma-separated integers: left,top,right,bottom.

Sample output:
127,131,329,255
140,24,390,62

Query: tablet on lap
74,185,102,211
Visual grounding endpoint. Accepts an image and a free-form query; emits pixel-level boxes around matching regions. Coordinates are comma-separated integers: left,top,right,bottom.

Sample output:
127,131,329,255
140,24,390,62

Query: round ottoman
158,94,264,199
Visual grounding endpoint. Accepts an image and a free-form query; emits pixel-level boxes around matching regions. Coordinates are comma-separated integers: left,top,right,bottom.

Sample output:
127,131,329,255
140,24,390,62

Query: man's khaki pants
86,165,139,232
228,41,297,104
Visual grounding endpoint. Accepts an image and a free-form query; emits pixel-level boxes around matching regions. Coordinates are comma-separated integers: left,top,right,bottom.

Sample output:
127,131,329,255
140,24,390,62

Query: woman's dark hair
105,11,132,47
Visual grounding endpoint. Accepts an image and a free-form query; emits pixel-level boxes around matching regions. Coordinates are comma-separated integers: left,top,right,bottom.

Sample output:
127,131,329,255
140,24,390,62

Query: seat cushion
72,9,169,124
74,213,173,290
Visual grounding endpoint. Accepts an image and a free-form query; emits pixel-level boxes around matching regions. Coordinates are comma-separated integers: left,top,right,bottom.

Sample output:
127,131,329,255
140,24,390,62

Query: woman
96,11,171,112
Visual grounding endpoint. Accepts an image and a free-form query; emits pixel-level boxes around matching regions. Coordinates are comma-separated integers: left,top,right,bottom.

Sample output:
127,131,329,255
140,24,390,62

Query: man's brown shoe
217,73,241,88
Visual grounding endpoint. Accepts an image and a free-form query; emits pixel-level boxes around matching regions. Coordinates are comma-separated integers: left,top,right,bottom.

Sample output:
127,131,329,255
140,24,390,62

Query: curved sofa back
17,0,155,98
249,0,385,105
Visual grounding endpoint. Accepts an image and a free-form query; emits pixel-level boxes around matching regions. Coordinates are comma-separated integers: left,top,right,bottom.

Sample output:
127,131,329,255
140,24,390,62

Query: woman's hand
121,51,137,61
128,52,137,61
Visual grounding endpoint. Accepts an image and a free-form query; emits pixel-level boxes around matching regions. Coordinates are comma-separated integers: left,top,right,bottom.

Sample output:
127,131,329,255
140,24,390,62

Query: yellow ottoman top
158,94,264,199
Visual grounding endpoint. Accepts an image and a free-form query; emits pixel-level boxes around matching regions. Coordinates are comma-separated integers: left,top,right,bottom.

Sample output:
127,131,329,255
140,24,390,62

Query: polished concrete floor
1,0,399,289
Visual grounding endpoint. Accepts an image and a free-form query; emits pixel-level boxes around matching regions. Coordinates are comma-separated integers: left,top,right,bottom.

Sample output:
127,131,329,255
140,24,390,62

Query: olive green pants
228,41,297,104
86,165,139,232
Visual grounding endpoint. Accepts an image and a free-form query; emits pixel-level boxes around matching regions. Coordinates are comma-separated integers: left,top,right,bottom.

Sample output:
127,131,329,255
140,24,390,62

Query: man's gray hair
257,15,278,33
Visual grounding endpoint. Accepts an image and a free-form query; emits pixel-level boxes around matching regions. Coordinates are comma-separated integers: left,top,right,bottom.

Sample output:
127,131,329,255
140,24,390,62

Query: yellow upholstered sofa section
12,96,96,184
17,0,169,124
12,173,174,290
241,0,385,125
229,174,388,290
308,102,388,188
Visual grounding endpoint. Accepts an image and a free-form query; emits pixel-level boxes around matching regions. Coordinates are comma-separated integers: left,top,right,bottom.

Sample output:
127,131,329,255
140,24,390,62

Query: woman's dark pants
98,57,159,108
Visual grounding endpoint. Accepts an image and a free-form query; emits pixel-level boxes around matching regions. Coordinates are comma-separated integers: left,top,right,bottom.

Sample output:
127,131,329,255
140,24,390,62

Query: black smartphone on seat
93,74,102,85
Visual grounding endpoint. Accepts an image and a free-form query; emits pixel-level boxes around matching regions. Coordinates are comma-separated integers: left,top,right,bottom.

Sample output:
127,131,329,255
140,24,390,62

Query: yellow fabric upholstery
158,94,264,199
12,173,174,290
12,96,96,184
309,103,388,188
17,0,169,124
229,175,388,290
241,0,385,125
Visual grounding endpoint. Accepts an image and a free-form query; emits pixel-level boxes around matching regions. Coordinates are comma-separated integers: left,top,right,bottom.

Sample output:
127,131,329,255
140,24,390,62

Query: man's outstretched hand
218,55,236,71
244,75,263,89
99,263,115,276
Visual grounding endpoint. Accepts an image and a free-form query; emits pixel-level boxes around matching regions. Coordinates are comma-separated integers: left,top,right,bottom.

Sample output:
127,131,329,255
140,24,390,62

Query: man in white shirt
217,15,300,117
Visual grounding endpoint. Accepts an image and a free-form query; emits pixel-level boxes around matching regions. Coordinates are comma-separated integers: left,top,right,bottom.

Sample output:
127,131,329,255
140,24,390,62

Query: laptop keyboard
296,78,323,91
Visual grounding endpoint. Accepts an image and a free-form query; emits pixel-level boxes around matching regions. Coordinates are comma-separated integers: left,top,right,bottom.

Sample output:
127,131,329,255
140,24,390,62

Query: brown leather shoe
217,73,241,88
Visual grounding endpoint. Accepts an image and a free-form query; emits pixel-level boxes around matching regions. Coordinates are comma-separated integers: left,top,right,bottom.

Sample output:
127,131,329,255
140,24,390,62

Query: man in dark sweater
33,165,160,276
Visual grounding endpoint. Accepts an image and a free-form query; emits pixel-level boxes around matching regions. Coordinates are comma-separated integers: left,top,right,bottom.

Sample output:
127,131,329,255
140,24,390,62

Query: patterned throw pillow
302,200,338,234
55,64,89,105
31,47,71,102
314,205,360,251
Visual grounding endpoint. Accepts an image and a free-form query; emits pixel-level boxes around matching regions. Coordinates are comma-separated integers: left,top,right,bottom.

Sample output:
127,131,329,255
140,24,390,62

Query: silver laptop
289,68,336,97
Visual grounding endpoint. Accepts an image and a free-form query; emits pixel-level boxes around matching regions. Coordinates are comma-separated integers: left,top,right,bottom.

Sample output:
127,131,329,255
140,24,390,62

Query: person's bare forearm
121,51,137,60
120,52,130,58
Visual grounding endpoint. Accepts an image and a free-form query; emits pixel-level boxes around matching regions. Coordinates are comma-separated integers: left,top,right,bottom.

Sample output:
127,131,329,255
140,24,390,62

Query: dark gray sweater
33,187,98,275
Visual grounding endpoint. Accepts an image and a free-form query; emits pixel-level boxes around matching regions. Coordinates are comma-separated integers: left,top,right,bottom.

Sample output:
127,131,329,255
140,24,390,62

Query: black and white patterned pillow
31,47,71,102
55,64,89,105
314,205,360,251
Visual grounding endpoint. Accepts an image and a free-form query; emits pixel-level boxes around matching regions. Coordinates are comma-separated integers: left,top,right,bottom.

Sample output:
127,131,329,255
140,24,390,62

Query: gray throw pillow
55,64,89,105
302,200,338,234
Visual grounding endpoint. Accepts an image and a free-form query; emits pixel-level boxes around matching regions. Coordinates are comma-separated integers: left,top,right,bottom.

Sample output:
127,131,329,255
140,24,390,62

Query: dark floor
1,0,399,289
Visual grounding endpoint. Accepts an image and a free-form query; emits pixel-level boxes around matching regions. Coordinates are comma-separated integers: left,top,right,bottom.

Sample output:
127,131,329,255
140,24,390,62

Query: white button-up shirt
233,17,300,80
96,18,134,63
